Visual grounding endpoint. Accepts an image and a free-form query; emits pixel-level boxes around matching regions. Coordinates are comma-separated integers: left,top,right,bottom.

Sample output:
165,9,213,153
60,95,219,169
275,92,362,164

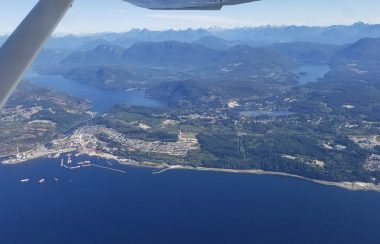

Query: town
3,125,199,165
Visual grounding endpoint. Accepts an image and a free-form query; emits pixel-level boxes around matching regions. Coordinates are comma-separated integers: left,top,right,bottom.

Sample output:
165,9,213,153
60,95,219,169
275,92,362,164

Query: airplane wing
0,0,73,108
124,0,256,10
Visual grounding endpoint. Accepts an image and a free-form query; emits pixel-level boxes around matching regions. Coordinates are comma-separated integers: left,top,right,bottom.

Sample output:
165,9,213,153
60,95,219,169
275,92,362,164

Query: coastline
167,166,380,192
2,152,380,192
118,161,380,192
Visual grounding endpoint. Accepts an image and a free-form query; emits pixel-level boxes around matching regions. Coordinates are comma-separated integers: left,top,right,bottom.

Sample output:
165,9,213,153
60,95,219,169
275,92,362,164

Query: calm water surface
26,69,165,112
1,156,380,244
296,65,330,85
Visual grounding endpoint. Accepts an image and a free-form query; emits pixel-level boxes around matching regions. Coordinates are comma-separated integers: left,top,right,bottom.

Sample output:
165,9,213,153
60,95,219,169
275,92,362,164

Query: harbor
59,154,127,174
18,154,128,185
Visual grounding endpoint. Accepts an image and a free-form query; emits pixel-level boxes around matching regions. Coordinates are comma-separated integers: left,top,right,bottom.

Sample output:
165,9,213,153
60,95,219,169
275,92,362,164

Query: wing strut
0,0,74,108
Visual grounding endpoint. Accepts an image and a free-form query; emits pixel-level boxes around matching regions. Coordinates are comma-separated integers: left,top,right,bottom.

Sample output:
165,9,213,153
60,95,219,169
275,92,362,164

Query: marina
18,154,127,185
59,154,127,174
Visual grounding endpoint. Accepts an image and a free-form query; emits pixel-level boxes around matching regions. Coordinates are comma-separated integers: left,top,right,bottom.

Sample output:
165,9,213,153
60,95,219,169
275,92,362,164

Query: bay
296,65,330,85
25,69,166,112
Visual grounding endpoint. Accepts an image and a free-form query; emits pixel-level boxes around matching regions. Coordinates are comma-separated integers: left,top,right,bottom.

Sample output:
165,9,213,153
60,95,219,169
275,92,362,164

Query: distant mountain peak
193,36,234,50
353,21,368,26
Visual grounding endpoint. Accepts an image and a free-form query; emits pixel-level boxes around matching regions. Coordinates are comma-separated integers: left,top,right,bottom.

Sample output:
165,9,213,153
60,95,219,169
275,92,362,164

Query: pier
91,163,127,174
152,165,181,175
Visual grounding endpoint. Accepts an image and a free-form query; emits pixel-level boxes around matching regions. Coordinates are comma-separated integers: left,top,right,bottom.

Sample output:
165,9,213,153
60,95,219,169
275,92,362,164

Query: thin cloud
146,13,250,26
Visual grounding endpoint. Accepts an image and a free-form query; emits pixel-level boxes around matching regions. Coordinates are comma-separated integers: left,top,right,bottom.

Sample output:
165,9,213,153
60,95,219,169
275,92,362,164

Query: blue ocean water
1,156,380,244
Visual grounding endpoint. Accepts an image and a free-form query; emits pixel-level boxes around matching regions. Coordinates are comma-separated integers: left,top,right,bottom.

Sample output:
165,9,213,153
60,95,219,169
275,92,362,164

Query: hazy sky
1,0,380,34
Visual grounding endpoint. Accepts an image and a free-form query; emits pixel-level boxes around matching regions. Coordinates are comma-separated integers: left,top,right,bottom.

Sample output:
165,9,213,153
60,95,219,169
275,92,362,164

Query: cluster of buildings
73,126,199,157
0,105,42,122
3,146,74,164
350,135,380,150
364,154,380,172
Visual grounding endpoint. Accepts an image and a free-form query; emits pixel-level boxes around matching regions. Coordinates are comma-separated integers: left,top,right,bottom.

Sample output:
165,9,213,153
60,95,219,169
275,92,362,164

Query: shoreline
167,166,380,192
120,161,380,192
2,152,380,192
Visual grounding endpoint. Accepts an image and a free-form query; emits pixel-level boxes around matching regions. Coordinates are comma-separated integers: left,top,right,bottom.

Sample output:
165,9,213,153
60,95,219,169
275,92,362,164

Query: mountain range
60,41,296,78
4,22,376,51
29,24,380,95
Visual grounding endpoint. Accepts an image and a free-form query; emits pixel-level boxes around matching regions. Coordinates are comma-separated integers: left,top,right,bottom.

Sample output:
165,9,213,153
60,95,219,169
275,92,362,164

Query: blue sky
1,0,380,34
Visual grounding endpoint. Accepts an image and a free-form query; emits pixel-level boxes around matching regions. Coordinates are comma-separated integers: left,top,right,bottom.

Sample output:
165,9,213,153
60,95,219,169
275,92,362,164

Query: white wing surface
0,0,74,108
